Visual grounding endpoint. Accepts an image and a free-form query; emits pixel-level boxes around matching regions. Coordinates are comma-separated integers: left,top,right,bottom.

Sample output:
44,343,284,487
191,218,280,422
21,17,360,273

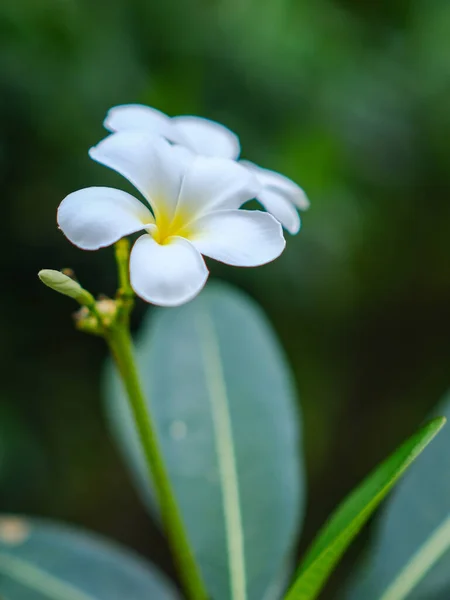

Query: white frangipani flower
57,131,286,307
104,104,241,160
104,104,309,235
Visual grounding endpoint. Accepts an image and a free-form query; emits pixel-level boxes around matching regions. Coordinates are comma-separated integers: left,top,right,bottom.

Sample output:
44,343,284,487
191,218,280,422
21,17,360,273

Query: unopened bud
38,270,95,307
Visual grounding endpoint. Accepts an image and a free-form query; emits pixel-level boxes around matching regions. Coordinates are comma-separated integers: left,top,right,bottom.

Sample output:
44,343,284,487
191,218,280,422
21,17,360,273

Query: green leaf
346,394,450,600
105,282,305,600
284,416,445,600
0,515,180,600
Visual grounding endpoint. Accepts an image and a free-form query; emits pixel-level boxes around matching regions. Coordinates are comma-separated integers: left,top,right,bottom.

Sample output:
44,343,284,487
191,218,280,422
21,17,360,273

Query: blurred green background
1,0,449,596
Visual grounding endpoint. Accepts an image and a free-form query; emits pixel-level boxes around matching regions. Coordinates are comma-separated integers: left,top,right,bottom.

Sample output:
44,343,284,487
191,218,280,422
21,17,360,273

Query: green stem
115,239,134,299
105,323,208,600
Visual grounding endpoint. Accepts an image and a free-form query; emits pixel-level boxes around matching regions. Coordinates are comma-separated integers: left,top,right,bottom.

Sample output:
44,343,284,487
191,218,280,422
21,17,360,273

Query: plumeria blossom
57,131,286,306
104,104,309,234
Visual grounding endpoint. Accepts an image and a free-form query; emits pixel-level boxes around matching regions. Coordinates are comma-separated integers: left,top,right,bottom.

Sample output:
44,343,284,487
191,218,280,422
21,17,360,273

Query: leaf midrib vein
0,552,97,600
198,309,247,600
378,513,450,600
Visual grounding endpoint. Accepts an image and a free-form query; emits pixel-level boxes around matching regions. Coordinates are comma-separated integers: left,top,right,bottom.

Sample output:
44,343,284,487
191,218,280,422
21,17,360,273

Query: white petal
89,131,193,222
241,160,310,210
176,157,260,220
130,234,209,306
57,187,153,250
172,116,241,159
257,188,301,234
190,209,286,267
104,105,241,160
104,104,173,137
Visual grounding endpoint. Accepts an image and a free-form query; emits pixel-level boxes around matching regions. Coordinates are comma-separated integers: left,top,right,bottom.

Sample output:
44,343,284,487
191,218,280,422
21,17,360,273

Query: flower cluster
58,105,309,306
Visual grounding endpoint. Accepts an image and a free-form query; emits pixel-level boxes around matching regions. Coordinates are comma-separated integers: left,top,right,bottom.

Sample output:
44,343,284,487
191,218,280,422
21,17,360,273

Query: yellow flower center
150,206,194,245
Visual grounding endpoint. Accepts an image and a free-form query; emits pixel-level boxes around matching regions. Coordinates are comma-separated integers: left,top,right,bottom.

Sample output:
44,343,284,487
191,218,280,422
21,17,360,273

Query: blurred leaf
284,416,445,600
105,281,304,600
0,515,180,599
346,394,450,600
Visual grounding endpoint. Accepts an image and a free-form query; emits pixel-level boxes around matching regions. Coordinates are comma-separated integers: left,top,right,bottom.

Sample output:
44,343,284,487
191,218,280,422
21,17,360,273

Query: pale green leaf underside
284,416,445,600
197,310,247,600
346,393,450,600
378,514,450,600
0,516,180,600
105,282,305,600
0,552,96,600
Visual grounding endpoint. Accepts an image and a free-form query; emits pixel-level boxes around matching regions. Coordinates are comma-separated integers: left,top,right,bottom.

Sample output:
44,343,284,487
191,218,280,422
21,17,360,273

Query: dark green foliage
1,0,450,596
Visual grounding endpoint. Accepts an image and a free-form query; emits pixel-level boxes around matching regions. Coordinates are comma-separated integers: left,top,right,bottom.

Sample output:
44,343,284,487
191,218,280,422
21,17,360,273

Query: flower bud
38,270,95,307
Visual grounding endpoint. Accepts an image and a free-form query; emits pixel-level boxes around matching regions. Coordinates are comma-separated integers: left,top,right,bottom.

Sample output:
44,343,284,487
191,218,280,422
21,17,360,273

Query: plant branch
105,324,208,600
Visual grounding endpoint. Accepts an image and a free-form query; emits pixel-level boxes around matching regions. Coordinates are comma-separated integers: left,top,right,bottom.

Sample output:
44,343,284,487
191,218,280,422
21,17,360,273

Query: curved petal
257,188,301,234
57,187,153,250
104,105,241,160
104,104,173,137
89,131,193,222
189,209,286,267
176,157,260,222
172,116,241,159
130,234,209,306
241,160,310,210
